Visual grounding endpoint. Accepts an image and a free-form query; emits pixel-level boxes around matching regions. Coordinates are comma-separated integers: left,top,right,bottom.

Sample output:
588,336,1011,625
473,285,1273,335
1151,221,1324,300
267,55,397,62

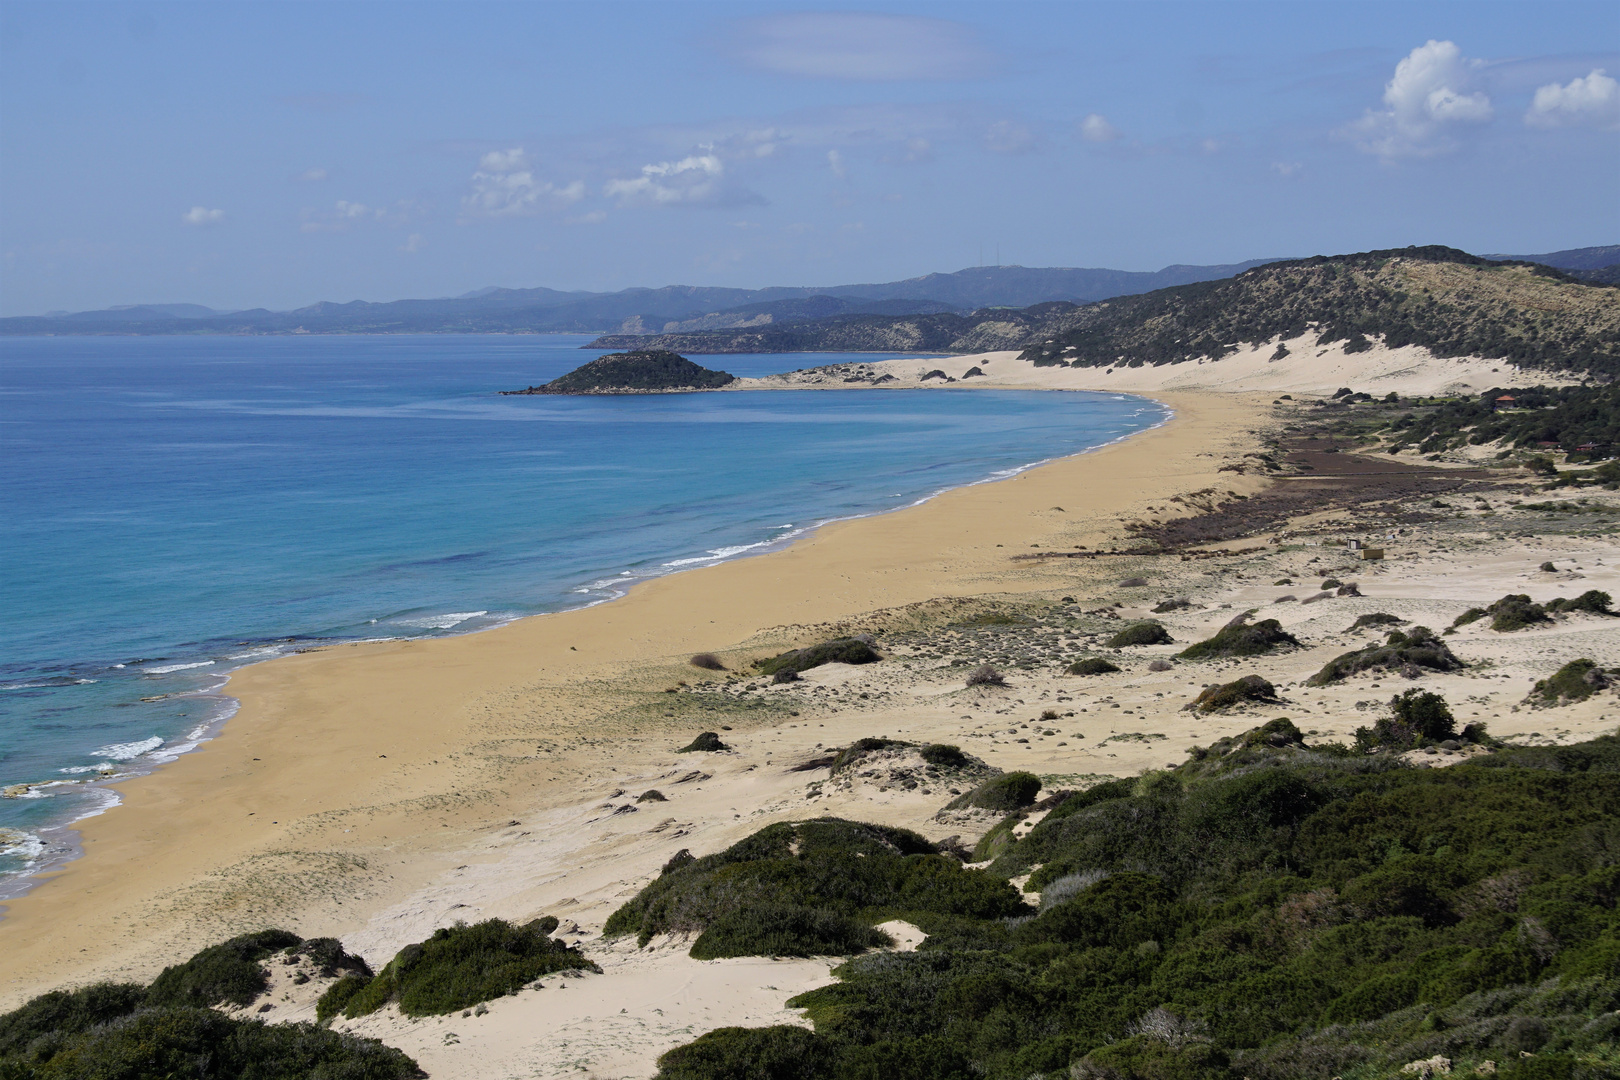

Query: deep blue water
0,334,1166,882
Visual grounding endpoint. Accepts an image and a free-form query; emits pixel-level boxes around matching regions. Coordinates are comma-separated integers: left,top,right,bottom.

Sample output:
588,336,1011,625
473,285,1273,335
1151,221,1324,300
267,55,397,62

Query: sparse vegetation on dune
1107,620,1174,647
1307,625,1464,685
1527,658,1612,708
1189,674,1282,712
756,637,882,677
1177,617,1300,660
648,729,1620,1079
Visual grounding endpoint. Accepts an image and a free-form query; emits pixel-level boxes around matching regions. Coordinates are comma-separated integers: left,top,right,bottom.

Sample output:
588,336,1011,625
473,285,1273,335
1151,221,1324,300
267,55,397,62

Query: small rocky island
502,350,737,395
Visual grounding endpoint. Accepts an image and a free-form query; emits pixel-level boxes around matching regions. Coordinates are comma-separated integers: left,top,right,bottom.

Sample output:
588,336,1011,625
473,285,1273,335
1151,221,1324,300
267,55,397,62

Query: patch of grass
1190,675,1281,712
756,638,882,676
953,611,1035,628
1106,620,1174,647
944,772,1043,812
1307,625,1463,685
1177,618,1299,660
603,818,1028,956
678,731,730,753
1067,657,1121,676
1526,658,1611,707
342,917,597,1018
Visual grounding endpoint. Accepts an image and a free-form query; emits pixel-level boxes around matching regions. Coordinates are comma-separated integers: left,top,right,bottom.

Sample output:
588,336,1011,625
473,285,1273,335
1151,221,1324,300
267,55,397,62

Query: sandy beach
4,343,1616,1078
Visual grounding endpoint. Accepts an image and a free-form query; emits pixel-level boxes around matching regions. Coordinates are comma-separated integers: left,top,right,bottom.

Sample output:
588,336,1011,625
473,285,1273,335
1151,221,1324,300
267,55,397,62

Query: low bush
0,984,148,1057
1068,657,1121,676
144,929,304,1009
638,789,668,802
678,731,730,753
1355,690,1458,751
830,737,912,773
655,1025,834,1080
1527,658,1611,707
1153,598,1193,613
341,917,596,1018
1119,577,1150,588
1546,589,1616,616
945,772,1043,813
1190,675,1280,711
1177,618,1299,660
1349,612,1406,630
965,665,1006,687
918,744,972,769
757,638,881,676
9,1008,421,1080
1307,626,1463,685
1486,594,1553,632
603,818,1028,955
690,652,726,671
1107,620,1174,647
1148,659,1174,672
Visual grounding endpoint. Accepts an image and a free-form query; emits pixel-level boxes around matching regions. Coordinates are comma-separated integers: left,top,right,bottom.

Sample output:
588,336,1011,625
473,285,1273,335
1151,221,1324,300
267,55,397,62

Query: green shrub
1354,690,1466,750
1453,607,1488,628
1108,621,1174,647
1348,612,1405,631
1072,1034,1237,1079
678,731,729,753
690,652,726,670
1190,675,1280,711
830,737,912,773
1487,594,1553,632
314,974,370,1023
756,638,881,676
1307,626,1463,684
1068,657,1122,676
344,917,596,1018
0,984,147,1056
639,789,668,802
1527,658,1611,706
654,1025,834,1080
692,903,894,959
1546,589,1616,616
18,1007,419,1079
945,772,1042,812
145,929,304,1009
918,744,972,769
1177,618,1299,660
603,818,1028,954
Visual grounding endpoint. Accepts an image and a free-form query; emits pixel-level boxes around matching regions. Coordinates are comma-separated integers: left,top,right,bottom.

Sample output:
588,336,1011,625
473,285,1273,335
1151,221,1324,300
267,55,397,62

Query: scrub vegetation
646,728,1620,1080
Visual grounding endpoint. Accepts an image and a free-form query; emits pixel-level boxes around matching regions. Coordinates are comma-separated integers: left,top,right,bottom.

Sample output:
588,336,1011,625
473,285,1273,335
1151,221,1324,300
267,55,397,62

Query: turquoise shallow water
0,334,1167,884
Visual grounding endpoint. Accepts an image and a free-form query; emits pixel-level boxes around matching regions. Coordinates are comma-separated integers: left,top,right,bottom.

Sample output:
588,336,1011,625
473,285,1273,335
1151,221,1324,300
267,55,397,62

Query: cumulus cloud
1078,113,1119,143
722,12,998,81
399,233,424,253
463,148,585,217
984,119,1037,154
605,152,758,207
1348,40,1493,158
827,149,847,179
182,206,224,226
1526,68,1620,129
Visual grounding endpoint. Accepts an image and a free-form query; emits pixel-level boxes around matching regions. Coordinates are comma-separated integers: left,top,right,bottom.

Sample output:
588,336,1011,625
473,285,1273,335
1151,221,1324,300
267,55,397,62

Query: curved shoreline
0,388,1166,906
0,385,1170,909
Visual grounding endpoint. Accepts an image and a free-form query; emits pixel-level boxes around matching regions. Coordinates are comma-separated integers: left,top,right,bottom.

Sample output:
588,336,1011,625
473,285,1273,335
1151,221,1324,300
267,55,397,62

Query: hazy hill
0,260,1287,337
594,246,1620,378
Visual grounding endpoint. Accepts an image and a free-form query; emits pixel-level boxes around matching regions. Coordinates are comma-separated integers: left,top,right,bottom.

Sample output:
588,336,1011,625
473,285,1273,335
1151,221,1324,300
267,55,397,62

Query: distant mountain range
5,247,1613,337
587,246,1620,379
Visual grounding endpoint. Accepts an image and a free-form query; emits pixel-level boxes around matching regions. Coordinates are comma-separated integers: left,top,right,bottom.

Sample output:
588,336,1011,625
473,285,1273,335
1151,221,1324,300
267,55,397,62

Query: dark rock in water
503,350,735,395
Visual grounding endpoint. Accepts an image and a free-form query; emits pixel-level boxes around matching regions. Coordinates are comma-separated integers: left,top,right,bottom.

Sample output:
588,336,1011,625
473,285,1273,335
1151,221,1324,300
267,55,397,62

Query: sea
0,334,1168,890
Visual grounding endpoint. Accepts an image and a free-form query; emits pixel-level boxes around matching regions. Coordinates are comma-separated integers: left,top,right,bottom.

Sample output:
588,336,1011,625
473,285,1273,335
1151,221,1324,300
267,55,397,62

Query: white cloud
605,153,746,207
399,233,424,253
827,149,847,179
182,206,224,226
566,210,608,225
984,120,1037,155
1078,113,1119,143
903,137,932,162
722,12,998,81
463,148,585,217
1271,161,1304,177
297,168,329,183
1348,40,1494,158
1526,68,1620,130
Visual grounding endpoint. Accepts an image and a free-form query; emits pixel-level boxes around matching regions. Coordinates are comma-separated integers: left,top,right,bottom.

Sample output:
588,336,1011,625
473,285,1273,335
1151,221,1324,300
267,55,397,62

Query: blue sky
1,1,1616,315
